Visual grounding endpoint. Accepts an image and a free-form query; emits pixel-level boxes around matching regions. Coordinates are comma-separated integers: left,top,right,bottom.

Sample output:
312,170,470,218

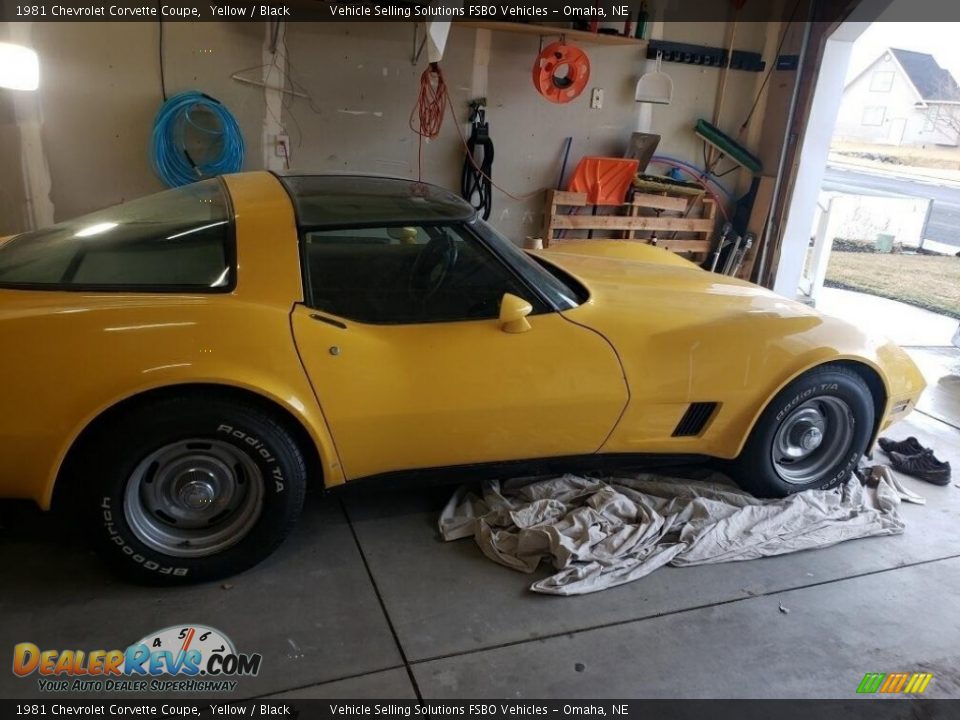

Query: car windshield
470,219,583,310
0,179,232,291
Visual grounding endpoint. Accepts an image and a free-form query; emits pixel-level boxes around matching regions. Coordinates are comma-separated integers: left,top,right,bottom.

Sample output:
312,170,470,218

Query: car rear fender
46,378,345,511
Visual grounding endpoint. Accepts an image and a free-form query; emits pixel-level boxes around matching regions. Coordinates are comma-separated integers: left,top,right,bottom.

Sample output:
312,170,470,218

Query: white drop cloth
439,473,905,595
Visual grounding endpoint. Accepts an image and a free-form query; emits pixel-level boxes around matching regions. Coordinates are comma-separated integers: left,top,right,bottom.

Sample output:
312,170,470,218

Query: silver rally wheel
771,396,855,485
731,364,873,498
123,438,264,558
90,395,306,583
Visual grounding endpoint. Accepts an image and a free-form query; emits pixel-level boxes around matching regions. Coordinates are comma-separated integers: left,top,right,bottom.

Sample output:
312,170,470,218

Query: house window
870,71,894,92
924,105,940,131
861,106,886,126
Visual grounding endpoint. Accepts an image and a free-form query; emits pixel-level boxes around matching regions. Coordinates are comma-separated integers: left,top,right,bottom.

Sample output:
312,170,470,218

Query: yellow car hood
540,246,815,325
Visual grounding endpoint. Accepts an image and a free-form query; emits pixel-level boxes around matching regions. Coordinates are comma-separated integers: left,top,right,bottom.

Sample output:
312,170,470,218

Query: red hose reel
532,41,590,104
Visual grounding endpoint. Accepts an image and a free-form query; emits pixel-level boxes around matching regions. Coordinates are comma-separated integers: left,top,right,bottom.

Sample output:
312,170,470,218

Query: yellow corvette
0,172,925,583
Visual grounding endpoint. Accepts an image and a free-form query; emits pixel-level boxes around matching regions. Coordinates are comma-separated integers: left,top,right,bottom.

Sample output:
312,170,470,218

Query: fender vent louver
672,402,718,437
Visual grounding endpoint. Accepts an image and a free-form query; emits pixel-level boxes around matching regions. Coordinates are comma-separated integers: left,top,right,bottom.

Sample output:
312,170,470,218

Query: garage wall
0,20,266,232
279,22,771,240
0,20,30,234
0,19,777,241
0,94,25,234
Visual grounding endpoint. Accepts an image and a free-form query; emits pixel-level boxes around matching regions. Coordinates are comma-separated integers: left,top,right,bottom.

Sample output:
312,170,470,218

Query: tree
926,77,960,144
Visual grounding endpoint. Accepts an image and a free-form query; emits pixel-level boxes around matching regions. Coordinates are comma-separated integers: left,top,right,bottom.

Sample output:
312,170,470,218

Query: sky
847,22,960,84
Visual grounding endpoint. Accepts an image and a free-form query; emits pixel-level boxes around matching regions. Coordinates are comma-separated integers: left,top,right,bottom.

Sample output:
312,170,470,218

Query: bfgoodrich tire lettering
87,395,307,584
731,364,874,498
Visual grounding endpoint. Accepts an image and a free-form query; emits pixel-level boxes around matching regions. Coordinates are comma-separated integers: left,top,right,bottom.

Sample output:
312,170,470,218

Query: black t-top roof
277,174,476,229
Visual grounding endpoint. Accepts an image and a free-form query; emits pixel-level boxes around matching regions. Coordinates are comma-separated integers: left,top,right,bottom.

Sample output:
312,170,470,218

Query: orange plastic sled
566,157,640,205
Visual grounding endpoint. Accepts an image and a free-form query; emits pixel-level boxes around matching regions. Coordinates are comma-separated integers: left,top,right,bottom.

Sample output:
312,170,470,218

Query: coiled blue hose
150,91,244,187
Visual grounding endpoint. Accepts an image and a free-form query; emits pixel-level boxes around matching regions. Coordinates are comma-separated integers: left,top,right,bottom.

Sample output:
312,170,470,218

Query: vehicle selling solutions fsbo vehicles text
324,4,626,18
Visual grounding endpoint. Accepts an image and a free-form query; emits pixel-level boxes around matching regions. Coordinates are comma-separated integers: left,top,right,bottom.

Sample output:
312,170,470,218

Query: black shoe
889,449,952,486
878,436,926,456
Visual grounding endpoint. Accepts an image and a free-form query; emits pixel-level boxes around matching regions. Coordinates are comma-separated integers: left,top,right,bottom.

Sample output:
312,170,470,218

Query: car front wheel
731,364,875,498
85,395,307,584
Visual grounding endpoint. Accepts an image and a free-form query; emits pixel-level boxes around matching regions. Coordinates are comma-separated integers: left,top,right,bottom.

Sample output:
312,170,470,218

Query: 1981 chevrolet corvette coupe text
0,172,926,583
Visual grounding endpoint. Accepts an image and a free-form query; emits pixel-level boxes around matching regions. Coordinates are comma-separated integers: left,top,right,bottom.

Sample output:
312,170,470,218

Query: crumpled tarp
438,473,906,595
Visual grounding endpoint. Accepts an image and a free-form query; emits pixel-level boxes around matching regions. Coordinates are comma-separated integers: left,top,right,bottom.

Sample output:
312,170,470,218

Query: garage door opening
777,10,960,350
813,25,960,349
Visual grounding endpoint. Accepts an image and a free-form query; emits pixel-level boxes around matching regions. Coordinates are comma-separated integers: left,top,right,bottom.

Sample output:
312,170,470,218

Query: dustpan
635,51,673,105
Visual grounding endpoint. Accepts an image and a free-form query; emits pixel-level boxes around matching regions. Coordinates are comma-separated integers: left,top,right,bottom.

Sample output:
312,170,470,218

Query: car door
290,222,628,480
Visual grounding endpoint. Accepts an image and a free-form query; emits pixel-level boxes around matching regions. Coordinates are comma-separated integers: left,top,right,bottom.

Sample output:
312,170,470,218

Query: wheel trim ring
771,396,855,485
123,438,264,558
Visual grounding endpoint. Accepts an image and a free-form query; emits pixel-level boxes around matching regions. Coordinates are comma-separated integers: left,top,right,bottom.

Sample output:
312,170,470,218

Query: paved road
823,165,960,248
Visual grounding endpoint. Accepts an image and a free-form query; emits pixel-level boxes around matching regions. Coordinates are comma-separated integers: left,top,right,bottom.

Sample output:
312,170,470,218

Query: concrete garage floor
1,347,959,700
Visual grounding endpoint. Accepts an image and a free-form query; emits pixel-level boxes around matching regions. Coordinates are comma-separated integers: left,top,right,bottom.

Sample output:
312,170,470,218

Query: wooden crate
541,189,716,261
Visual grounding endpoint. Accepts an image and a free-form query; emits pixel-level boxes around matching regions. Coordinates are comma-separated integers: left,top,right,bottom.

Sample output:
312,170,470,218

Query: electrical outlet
275,134,290,159
590,88,603,109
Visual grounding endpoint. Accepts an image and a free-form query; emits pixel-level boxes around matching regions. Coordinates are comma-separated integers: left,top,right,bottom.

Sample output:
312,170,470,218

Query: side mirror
499,293,533,334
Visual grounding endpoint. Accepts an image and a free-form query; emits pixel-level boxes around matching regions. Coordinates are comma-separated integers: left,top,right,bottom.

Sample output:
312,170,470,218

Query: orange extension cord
409,63,448,181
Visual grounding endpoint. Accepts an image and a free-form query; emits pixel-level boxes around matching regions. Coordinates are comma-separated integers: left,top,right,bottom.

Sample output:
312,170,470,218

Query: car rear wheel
85,395,307,584
731,364,874,498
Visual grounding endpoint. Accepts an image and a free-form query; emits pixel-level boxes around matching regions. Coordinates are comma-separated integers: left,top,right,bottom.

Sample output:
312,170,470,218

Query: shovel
635,51,673,105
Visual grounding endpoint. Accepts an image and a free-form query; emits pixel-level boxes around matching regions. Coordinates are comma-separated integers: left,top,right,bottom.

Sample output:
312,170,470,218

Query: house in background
833,48,960,148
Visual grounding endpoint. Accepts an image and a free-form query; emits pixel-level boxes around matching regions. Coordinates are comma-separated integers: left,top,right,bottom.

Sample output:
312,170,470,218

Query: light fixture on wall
0,42,40,91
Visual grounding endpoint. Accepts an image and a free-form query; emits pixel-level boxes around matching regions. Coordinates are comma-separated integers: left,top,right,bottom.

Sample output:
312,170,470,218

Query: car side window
302,224,540,324
0,179,233,291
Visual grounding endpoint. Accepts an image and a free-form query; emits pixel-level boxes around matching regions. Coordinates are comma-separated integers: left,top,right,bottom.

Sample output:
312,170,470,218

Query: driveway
816,287,958,347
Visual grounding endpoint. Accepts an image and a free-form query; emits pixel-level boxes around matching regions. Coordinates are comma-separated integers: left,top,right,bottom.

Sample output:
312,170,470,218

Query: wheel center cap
801,427,823,451
177,473,217,510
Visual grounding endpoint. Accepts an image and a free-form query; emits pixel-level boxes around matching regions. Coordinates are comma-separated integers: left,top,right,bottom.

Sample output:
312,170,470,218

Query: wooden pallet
541,190,716,261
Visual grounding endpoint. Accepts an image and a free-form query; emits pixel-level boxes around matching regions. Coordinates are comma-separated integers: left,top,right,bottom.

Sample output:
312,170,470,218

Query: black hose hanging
461,103,494,221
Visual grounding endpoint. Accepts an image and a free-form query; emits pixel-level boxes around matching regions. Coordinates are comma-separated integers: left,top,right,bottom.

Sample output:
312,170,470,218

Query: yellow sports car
0,172,926,583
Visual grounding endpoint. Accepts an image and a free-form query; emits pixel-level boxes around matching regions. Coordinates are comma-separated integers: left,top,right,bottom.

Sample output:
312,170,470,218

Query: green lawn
825,251,960,319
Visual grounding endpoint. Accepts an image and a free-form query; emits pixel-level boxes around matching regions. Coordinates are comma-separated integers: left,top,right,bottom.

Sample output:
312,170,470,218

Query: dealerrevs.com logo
13,625,262,693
